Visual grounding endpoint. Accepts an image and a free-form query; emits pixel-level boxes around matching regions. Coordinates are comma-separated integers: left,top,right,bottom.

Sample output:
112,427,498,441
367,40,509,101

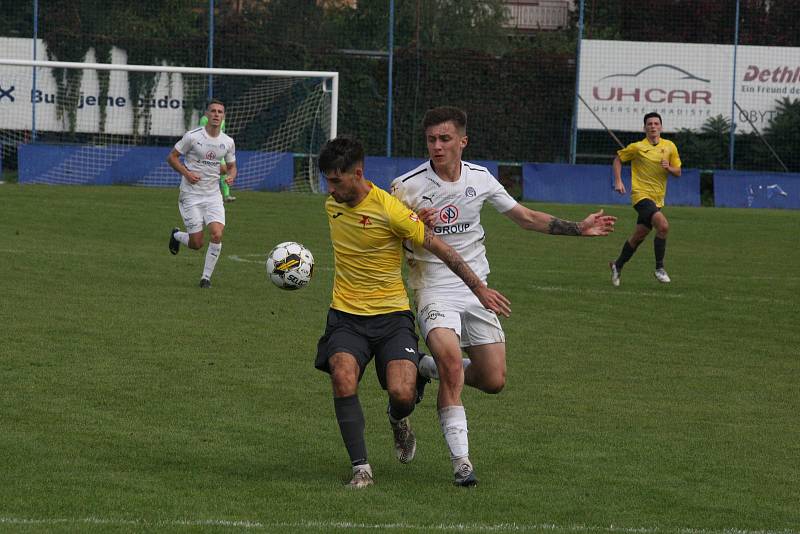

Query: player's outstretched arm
421,226,511,317
503,205,615,236
577,209,617,236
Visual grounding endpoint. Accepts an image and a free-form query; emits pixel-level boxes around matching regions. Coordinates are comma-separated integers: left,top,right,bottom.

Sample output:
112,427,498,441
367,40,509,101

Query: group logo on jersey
434,204,470,235
465,186,477,197
439,205,459,224
359,215,372,229
205,150,217,160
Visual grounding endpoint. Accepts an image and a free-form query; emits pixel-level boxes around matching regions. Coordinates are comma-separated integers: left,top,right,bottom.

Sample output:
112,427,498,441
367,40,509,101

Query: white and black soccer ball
265,241,314,290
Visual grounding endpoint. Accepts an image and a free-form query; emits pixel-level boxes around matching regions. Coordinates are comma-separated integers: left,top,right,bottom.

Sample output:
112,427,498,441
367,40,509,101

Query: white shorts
414,286,505,348
178,192,225,234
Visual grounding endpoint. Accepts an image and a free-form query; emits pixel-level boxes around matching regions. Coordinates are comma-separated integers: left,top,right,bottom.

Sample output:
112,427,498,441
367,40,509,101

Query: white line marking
228,254,264,263
0,518,795,533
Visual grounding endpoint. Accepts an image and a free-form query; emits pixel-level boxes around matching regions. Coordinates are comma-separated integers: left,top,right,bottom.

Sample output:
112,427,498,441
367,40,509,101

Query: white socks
202,242,222,280
353,463,372,475
419,354,472,380
419,354,439,379
439,405,469,470
175,231,189,246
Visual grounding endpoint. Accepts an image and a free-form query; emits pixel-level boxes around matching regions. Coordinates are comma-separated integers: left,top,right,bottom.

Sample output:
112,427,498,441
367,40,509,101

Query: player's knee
188,237,203,250
480,372,506,394
438,358,466,385
330,370,358,397
386,388,415,416
329,355,359,396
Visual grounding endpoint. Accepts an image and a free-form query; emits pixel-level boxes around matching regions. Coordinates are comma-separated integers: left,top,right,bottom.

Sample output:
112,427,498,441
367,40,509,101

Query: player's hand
473,285,511,318
186,172,201,184
613,180,626,195
225,176,235,185
661,159,669,169
581,209,617,236
416,207,438,228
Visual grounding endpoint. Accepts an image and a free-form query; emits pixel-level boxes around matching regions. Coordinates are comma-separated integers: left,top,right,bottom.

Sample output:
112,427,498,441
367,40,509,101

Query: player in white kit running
391,106,616,486
166,99,237,288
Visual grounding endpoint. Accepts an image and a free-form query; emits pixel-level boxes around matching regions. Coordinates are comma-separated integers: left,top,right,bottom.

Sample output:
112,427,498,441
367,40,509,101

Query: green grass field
1,184,798,533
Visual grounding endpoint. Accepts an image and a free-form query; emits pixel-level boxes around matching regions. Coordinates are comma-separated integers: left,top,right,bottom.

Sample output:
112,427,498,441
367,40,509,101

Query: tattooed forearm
547,217,582,236
442,248,482,290
424,228,482,290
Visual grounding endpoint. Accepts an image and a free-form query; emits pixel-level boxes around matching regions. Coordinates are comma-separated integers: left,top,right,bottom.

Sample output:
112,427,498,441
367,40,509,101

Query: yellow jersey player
610,112,681,286
314,135,510,489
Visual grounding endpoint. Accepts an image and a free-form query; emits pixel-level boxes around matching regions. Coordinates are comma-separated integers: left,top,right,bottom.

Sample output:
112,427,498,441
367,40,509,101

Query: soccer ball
265,241,314,290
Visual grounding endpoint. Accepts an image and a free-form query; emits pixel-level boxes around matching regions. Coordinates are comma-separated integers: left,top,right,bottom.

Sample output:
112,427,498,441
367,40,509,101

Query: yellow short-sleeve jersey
617,138,681,208
326,182,426,316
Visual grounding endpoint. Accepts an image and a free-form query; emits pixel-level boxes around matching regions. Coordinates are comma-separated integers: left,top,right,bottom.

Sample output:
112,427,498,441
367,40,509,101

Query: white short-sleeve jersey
391,160,518,290
174,127,236,196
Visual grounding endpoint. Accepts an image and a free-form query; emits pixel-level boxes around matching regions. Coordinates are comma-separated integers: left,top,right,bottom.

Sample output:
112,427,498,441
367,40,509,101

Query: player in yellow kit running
610,112,682,286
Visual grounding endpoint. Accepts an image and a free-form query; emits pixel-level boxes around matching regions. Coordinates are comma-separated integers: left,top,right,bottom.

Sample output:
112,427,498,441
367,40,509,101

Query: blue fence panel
714,170,800,209
234,151,294,191
19,143,294,191
363,156,426,191
522,163,700,206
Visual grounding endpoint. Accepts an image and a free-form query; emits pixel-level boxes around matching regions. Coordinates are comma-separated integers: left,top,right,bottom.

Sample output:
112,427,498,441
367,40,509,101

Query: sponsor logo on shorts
425,309,446,322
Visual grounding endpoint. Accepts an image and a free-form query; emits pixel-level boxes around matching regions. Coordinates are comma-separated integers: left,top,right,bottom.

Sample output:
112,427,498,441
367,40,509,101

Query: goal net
0,58,338,192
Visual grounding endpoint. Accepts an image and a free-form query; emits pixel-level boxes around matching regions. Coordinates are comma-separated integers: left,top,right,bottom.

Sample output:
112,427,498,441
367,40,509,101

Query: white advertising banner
578,39,800,134
0,37,198,136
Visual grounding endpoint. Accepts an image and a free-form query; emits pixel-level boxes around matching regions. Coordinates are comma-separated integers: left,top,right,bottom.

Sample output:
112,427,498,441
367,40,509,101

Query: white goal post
0,58,338,192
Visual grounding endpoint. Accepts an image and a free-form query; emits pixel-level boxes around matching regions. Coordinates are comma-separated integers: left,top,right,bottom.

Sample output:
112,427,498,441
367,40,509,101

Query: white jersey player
391,106,617,487
166,99,238,288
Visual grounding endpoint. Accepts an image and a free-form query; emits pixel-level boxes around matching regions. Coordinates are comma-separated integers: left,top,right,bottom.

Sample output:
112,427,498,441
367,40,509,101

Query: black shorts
315,308,420,390
633,198,661,229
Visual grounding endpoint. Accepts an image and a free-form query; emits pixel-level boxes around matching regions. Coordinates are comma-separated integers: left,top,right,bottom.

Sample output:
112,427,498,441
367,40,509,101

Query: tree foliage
762,97,800,172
